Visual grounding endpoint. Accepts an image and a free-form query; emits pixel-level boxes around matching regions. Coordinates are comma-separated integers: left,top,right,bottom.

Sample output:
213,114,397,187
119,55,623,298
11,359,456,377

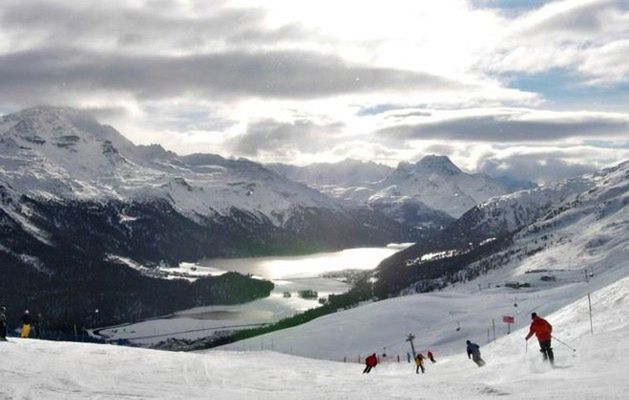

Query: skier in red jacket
363,353,378,374
525,312,554,365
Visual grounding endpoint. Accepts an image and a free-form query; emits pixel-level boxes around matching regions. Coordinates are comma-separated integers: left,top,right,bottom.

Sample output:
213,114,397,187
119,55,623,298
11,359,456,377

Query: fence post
492,319,496,343
588,293,593,335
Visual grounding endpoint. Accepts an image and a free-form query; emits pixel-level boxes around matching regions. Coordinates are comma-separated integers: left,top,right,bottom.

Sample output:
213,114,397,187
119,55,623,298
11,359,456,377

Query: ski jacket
21,314,34,325
427,352,434,360
415,354,424,366
0,311,6,323
466,343,480,358
365,355,378,367
526,316,552,341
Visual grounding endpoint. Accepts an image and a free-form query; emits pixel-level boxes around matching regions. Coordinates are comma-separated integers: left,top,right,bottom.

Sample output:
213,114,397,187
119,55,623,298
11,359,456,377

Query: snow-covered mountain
367,156,507,219
271,155,511,235
0,107,410,251
0,107,410,329
0,107,346,223
374,160,628,297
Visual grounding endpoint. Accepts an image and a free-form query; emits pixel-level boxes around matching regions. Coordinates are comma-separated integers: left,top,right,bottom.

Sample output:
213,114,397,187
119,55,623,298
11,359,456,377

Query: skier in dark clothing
363,353,378,374
415,353,425,374
466,340,485,367
0,306,7,341
427,351,436,363
526,312,554,365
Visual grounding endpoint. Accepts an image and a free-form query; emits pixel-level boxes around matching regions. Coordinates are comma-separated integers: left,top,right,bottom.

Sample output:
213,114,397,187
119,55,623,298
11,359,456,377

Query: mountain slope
373,160,627,297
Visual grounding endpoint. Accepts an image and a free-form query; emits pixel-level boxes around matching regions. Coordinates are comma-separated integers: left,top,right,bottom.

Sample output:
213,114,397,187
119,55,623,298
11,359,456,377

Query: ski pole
552,335,576,352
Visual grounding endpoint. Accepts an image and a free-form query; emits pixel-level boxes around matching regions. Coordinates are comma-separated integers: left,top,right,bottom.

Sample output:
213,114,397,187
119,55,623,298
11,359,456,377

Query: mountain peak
2,105,134,150
414,155,461,175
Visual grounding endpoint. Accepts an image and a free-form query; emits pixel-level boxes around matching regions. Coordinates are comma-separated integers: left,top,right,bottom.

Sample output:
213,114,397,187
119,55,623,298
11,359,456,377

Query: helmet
531,312,537,319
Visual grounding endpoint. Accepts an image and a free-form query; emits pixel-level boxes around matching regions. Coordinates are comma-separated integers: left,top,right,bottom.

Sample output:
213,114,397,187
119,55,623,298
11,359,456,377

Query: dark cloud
227,23,311,44
78,106,129,120
233,119,344,156
0,48,459,106
0,0,267,49
386,110,432,119
380,113,629,142
479,153,597,184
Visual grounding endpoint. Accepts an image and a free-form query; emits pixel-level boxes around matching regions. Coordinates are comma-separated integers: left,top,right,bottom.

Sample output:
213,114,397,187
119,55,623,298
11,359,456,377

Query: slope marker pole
588,293,593,335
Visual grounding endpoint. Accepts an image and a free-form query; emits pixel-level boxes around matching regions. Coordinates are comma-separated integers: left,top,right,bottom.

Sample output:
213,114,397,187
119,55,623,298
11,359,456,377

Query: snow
1,271,627,399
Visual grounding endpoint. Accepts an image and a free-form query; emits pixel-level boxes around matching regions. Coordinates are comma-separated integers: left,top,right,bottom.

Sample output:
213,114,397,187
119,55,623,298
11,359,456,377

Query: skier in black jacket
466,340,485,367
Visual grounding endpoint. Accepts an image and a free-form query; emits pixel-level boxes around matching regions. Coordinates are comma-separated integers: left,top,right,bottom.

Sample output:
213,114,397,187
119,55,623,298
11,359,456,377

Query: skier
466,340,485,367
415,353,425,374
363,353,378,374
20,310,34,338
0,306,7,341
427,350,436,363
525,312,554,365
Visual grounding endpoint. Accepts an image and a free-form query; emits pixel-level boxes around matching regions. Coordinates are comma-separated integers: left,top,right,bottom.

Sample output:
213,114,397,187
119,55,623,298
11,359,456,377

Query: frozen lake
96,244,410,345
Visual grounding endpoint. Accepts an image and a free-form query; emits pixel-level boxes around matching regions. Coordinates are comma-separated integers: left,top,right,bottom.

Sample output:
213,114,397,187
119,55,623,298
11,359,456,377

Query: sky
0,0,628,183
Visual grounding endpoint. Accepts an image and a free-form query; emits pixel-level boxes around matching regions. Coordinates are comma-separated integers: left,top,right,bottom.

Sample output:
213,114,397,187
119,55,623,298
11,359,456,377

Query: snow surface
1,272,627,399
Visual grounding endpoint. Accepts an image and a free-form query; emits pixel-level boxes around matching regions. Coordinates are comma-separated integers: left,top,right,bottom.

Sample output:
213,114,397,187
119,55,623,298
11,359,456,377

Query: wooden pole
588,293,594,335
406,333,417,358
492,319,496,343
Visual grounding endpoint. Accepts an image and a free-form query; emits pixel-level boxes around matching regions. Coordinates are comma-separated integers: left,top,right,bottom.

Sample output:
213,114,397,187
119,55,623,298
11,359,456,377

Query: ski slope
1,274,627,399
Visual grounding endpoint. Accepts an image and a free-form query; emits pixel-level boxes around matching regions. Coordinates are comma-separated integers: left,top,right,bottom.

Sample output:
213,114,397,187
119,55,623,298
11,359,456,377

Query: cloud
232,119,344,157
479,153,597,183
0,47,461,107
379,110,629,142
482,0,629,84
0,0,627,177
0,0,268,51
